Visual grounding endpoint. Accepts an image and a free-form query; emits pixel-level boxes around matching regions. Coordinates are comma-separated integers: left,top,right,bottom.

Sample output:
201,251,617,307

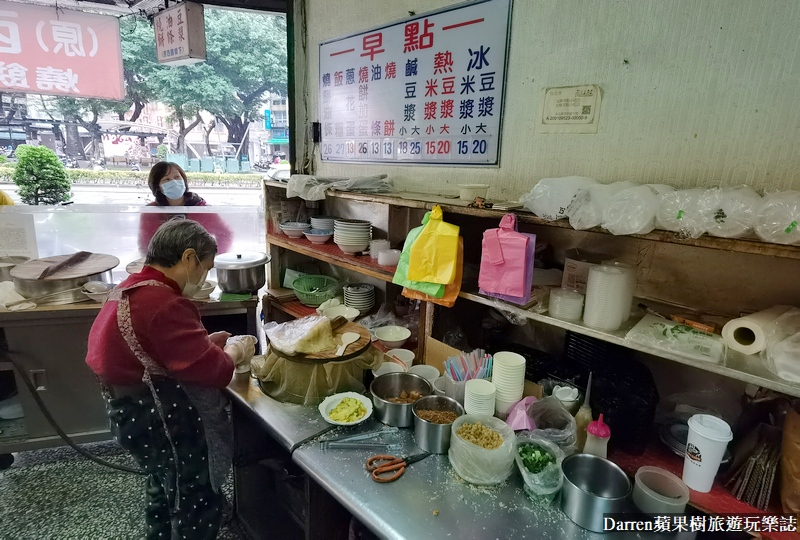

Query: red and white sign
0,1,123,100
154,1,206,66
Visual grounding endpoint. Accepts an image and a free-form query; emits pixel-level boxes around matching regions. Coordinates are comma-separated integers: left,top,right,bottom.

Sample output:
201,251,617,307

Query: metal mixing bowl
560,454,632,533
370,372,432,427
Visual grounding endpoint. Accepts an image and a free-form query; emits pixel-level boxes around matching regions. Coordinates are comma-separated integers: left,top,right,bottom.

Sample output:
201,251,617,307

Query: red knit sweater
86,266,233,388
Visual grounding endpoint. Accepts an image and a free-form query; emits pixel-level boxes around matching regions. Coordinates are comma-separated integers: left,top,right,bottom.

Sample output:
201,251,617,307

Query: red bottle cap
587,413,611,438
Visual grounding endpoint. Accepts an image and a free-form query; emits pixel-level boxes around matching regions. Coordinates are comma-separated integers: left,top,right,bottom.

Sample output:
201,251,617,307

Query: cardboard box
561,248,607,292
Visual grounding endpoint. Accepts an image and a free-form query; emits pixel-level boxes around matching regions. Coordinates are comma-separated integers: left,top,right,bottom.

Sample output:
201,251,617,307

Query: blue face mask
161,179,186,200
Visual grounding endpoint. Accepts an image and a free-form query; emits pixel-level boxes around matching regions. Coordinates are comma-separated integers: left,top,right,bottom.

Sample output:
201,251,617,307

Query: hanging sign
319,0,511,166
154,1,206,66
539,85,602,134
0,1,123,100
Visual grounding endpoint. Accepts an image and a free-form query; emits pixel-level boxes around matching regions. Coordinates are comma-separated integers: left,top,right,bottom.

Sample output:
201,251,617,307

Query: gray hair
145,218,217,268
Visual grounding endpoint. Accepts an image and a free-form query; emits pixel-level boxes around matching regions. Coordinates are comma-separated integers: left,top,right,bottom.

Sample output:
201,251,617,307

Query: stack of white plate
583,264,630,331
491,351,526,415
334,219,372,254
311,215,337,230
344,283,375,314
464,379,496,416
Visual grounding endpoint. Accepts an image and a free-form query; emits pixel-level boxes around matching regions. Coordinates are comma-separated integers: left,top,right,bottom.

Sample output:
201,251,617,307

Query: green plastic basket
292,275,338,307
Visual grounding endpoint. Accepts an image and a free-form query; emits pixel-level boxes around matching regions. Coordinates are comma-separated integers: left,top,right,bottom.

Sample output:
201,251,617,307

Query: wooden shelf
267,232,396,282
268,299,317,319
458,290,800,398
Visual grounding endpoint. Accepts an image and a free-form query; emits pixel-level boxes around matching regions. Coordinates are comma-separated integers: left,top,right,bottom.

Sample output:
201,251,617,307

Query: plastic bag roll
520,176,597,221
754,191,800,245
721,305,793,355
583,265,630,332
656,189,710,239
567,181,634,230
603,184,675,235
698,186,762,238
549,288,584,321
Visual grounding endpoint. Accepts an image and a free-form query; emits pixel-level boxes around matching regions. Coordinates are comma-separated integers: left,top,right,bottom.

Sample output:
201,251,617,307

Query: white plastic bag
515,431,565,504
754,191,800,245
603,184,675,235
286,174,392,201
521,176,597,221
698,186,762,238
526,396,577,456
655,188,710,239
448,415,516,485
264,315,332,356
567,181,634,230
762,307,800,383
626,314,726,364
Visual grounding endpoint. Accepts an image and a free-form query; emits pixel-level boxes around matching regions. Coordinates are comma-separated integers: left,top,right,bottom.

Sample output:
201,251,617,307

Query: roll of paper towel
722,306,794,355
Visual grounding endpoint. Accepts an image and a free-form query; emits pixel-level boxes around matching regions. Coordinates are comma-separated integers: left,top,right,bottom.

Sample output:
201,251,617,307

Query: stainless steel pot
13,270,113,302
560,454,632,533
370,373,432,427
214,251,270,294
412,395,464,453
0,256,29,282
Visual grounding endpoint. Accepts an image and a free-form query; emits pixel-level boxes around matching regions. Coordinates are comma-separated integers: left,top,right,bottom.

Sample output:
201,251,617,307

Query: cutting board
272,319,373,364
11,253,120,281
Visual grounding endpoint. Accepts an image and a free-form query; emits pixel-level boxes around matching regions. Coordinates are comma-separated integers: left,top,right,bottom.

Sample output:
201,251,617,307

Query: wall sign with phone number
318,0,510,165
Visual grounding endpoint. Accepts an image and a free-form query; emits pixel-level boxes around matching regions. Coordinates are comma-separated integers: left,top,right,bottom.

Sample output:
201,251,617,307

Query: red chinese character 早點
433,51,453,74
419,19,434,49
359,66,368,83
360,32,384,61
403,18,433,53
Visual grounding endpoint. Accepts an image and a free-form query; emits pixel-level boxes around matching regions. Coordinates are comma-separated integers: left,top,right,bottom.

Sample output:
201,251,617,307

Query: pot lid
215,251,270,270
11,252,119,281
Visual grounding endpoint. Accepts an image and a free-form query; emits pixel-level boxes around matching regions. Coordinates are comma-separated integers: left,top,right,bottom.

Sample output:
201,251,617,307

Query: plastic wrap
526,396,577,455
626,314,726,364
754,191,800,245
567,181,634,230
515,432,565,504
226,335,257,369
448,415,516,485
698,186,762,238
761,307,800,383
603,184,675,235
520,176,597,221
655,189,710,239
264,315,333,356
286,174,392,201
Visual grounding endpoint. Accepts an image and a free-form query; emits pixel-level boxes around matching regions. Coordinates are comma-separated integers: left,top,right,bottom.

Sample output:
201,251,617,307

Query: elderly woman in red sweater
138,161,233,254
87,219,251,539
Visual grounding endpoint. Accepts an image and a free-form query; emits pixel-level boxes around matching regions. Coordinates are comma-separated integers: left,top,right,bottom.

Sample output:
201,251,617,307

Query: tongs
320,426,400,451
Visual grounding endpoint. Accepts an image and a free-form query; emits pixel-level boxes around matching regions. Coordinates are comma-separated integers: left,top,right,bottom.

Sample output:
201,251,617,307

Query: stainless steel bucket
412,395,464,453
560,454,632,533
370,373,432,427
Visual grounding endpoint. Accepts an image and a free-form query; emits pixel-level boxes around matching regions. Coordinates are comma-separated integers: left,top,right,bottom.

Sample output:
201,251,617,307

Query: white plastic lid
214,251,270,270
687,414,733,442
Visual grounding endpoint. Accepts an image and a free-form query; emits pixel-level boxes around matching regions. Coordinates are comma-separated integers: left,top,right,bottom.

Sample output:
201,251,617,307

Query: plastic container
377,249,401,267
291,274,338,307
682,414,733,492
549,288,585,321
583,414,610,458
633,466,690,515
459,184,489,201
582,265,629,331
369,239,391,260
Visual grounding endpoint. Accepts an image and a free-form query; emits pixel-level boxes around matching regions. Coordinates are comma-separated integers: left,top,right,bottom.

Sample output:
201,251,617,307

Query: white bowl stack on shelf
279,221,310,238
549,288,585,321
583,264,631,332
311,215,337,230
464,379,497,416
491,351,526,415
344,283,375,314
334,219,372,254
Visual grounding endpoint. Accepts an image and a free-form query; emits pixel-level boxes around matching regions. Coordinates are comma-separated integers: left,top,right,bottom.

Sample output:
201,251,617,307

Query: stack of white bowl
549,288,585,321
464,379,496,416
583,264,631,331
311,215,337,230
334,219,372,254
492,351,526,415
344,283,375,314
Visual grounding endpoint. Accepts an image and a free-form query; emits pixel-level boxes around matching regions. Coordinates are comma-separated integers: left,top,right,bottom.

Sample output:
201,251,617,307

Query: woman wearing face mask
138,161,233,255
87,219,253,539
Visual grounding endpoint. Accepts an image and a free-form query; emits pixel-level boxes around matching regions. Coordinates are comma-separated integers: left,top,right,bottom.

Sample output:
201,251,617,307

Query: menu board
319,0,511,166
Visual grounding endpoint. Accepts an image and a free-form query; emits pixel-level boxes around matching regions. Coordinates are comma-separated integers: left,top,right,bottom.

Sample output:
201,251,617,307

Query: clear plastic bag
754,191,800,245
603,184,675,235
567,181,634,230
626,314,726,364
515,431,565,504
526,396,577,456
655,188,710,239
286,174,392,201
698,186,762,238
264,315,334,356
520,176,597,221
448,415,516,485
762,307,800,383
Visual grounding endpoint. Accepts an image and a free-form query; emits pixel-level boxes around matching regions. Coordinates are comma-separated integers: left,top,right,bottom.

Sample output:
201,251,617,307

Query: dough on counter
295,317,336,354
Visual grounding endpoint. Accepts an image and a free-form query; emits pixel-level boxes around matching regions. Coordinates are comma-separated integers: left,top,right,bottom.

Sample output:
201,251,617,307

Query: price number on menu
425,140,451,157
457,139,488,155
397,141,422,159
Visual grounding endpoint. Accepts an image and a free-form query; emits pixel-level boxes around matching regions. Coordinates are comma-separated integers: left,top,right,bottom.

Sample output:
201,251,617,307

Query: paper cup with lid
681,414,733,492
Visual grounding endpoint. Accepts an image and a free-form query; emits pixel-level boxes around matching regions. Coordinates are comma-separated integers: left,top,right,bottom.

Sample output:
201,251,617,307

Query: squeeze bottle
584,414,611,458
574,372,593,452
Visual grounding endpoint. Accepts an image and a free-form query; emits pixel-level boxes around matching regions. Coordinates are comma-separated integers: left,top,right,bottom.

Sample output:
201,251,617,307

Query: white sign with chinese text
0,213,38,259
154,1,206,66
319,0,511,166
539,85,602,134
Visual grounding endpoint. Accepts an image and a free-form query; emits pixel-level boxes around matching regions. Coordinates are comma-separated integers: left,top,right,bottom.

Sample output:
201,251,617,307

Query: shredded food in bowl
416,410,458,424
456,422,503,449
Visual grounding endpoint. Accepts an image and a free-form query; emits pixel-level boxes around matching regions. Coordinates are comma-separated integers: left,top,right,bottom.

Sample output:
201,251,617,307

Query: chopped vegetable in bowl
518,443,556,474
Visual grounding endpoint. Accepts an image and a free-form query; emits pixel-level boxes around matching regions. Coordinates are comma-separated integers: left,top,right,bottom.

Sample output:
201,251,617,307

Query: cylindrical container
549,288,585,321
0,256,29,282
682,414,733,492
458,184,489,201
370,372,432,427
444,376,467,405
377,249,401,267
464,379,496,416
432,376,447,397
601,261,636,321
369,239,391,260
561,454,632,533
214,251,271,293
633,466,690,515
583,265,629,331
412,395,464,454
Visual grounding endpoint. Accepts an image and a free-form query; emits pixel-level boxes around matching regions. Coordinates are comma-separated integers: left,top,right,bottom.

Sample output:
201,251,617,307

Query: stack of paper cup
583,265,630,331
601,261,636,321
464,379,496,416
491,351,526,415
549,288,585,321
682,414,733,493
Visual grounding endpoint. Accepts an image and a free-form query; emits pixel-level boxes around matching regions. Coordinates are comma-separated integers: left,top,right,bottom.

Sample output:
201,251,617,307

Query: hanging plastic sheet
478,214,532,298
403,237,463,307
479,216,536,306
408,206,460,285
392,212,445,298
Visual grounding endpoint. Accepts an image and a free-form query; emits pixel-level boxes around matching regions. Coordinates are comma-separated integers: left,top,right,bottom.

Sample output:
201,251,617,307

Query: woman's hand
209,331,232,349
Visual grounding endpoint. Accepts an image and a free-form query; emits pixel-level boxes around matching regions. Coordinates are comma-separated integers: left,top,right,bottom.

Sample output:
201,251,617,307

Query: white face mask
182,254,208,297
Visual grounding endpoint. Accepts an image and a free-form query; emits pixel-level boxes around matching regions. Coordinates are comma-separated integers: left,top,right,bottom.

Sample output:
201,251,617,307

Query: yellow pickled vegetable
328,397,366,423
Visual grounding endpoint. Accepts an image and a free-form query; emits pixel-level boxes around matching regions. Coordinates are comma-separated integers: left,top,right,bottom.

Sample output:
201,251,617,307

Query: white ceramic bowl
83,281,112,293
408,364,440,382
82,290,110,303
371,362,407,378
375,326,411,348
337,243,369,254
323,305,360,322
193,280,216,300
304,230,334,244
386,348,415,368
318,392,373,426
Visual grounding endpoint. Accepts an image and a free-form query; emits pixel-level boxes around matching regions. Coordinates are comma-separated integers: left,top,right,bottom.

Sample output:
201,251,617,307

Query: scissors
365,452,431,483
